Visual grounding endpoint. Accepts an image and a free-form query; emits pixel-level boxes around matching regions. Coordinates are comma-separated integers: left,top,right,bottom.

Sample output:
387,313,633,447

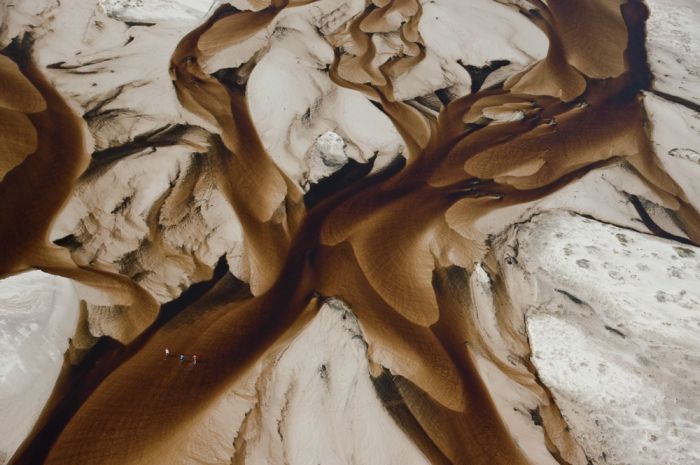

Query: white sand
645,0,700,106
497,211,700,465
0,271,79,464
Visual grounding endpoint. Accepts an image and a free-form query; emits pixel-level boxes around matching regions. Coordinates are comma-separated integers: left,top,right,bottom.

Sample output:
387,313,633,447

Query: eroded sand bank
1,0,699,464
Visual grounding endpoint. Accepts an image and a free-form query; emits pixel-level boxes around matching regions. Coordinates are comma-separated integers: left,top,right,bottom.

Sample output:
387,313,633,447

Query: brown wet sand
4,1,700,464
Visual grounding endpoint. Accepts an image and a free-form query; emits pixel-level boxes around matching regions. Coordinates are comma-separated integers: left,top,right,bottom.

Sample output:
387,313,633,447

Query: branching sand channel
3,1,699,464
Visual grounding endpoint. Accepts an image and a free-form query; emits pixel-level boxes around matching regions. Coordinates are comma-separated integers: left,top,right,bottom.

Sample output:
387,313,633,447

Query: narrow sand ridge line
8,1,700,464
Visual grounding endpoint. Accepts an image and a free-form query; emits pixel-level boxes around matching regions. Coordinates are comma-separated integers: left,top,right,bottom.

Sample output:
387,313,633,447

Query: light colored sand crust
497,211,700,465
0,271,79,464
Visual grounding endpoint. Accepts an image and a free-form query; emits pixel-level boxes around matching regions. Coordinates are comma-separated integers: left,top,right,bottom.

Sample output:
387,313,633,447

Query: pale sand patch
0,271,79,464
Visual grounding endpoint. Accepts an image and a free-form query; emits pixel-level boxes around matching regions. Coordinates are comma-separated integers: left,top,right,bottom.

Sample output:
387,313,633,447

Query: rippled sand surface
1,1,699,464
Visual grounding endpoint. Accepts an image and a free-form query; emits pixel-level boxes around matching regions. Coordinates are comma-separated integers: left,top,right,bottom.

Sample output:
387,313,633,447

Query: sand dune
1,0,699,464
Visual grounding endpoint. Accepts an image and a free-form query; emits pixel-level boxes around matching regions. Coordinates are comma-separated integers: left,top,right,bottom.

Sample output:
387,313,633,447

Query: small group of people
164,347,199,365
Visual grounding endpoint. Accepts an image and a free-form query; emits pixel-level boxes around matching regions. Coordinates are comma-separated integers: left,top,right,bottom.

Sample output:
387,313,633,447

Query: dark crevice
555,289,584,305
304,155,377,208
369,100,384,112
87,124,192,169
371,371,452,465
527,8,544,20
621,0,652,93
124,21,157,28
63,69,102,76
435,88,453,106
52,234,82,251
1,37,33,67
460,59,511,93
629,195,696,246
648,89,700,113
529,407,543,426
604,325,626,338
111,195,133,214
46,57,115,70
83,85,128,119
211,66,251,91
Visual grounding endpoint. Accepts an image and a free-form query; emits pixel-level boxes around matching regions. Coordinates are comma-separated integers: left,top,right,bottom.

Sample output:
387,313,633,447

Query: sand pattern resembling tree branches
4,1,700,464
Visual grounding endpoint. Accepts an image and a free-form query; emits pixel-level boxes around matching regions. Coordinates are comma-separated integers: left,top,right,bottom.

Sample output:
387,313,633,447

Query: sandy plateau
0,0,699,464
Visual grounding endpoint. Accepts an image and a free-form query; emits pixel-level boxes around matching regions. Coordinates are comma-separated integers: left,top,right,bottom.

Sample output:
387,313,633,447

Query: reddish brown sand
3,1,699,464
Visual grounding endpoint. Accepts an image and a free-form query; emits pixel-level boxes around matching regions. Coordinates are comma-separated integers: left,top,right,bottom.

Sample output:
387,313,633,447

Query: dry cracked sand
0,0,699,464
